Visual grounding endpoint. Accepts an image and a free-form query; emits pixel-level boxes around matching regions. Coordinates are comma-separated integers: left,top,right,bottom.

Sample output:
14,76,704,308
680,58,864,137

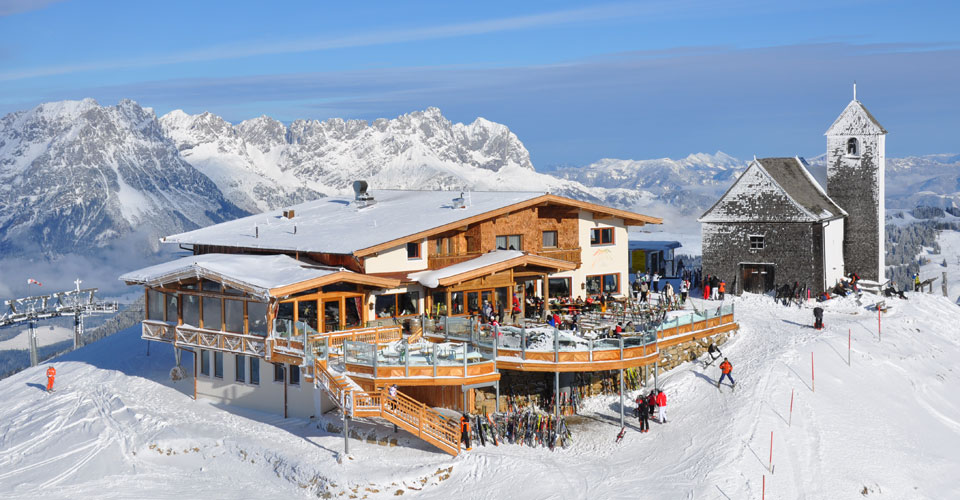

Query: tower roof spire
853,81,857,101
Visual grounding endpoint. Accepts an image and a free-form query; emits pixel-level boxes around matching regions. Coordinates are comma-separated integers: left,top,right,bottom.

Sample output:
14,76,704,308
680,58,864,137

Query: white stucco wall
549,210,629,299
364,240,428,274
194,351,332,419
823,218,845,289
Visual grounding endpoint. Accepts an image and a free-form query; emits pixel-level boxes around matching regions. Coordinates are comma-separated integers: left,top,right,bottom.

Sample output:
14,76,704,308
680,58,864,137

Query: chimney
353,180,375,208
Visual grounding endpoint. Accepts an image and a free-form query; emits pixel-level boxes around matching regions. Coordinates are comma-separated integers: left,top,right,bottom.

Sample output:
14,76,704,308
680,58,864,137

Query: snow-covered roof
699,157,846,223
118,253,379,298
163,190,546,255
825,100,887,136
162,190,662,256
628,239,682,251
408,250,577,288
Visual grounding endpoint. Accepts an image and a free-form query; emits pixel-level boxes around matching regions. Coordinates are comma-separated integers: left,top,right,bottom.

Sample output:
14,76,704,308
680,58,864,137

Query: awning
408,250,578,288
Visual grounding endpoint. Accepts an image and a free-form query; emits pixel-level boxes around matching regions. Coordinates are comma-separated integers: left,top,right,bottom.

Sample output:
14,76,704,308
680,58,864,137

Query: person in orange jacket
655,389,667,424
46,365,56,392
718,281,726,300
718,358,735,388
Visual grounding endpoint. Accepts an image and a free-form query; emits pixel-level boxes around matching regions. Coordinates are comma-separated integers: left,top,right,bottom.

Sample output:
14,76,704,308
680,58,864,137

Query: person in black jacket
636,395,650,433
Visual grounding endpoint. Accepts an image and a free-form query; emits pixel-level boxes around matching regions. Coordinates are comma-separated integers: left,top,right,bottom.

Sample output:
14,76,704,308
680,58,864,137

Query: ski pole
788,389,794,427
811,352,815,393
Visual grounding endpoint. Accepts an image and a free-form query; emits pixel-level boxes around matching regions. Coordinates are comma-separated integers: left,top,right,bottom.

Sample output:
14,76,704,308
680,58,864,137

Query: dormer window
846,137,859,156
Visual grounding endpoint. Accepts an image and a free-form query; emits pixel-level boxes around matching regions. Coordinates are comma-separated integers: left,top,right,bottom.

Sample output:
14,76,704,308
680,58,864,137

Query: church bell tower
825,85,887,281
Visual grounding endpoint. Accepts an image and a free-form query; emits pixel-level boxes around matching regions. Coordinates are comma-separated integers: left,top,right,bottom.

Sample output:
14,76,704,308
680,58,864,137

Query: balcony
174,324,267,358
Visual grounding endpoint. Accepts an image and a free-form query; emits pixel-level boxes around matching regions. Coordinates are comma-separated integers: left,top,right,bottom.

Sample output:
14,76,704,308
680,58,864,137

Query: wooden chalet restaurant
121,186,738,456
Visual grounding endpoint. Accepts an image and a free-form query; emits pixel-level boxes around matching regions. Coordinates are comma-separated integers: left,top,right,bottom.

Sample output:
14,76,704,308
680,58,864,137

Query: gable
825,100,887,136
699,163,816,223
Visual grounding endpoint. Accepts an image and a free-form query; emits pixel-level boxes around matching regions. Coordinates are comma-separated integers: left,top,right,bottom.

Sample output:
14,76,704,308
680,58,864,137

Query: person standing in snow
718,358,735,388
703,275,711,300
718,280,726,300
640,281,649,303
652,272,660,293
710,275,720,300
680,279,689,304
46,365,56,392
655,389,667,423
913,273,921,292
637,395,650,433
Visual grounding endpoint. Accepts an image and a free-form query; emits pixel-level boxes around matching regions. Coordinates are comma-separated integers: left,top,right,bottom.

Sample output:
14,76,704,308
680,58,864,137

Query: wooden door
740,264,775,294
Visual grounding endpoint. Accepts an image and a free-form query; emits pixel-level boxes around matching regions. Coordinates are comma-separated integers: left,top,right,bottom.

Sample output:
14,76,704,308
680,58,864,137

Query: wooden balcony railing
174,325,266,358
309,325,402,351
539,247,581,264
142,320,176,342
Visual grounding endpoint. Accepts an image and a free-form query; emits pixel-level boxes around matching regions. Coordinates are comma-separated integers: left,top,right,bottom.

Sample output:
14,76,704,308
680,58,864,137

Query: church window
749,235,765,250
846,137,859,156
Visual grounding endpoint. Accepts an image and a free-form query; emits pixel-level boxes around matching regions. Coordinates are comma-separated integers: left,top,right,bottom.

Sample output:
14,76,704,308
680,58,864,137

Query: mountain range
1,98,958,267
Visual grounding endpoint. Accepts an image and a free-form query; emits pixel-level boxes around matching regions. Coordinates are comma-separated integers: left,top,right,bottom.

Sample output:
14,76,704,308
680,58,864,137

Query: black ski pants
638,414,649,431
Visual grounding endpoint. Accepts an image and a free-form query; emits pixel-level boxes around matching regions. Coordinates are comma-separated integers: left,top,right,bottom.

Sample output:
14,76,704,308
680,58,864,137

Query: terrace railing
142,319,176,343
174,324,267,358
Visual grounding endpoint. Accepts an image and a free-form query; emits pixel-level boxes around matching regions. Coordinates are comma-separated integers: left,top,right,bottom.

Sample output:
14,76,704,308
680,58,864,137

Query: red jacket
720,360,732,374
46,366,56,377
656,392,666,407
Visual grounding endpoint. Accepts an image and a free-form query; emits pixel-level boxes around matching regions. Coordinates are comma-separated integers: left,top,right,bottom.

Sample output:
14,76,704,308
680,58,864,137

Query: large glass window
376,292,420,317
375,294,397,318
165,293,178,323
542,230,558,248
298,299,318,333
202,296,221,330
147,289,164,320
200,350,210,376
496,234,522,251
214,351,223,378
224,299,244,333
467,291,479,314
590,227,614,246
548,278,571,298
587,273,620,294
235,354,246,382
247,302,268,336
182,295,200,327
344,297,362,328
431,291,447,316
323,300,340,332
451,291,464,315
249,357,259,385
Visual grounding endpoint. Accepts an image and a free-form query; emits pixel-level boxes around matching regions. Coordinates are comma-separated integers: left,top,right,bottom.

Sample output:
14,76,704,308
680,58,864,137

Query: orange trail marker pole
769,430,774,473
762,475,766,500
788,389,794,427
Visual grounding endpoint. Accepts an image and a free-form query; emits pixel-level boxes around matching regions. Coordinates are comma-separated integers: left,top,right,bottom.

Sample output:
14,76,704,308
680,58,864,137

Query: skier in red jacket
718,358,735,388
655,390,667,424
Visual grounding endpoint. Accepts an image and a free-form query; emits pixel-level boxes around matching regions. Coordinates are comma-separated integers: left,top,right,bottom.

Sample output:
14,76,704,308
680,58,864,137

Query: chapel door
740,263,775,294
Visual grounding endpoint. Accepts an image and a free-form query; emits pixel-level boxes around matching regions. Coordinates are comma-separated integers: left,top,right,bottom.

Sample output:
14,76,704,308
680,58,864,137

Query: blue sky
1,0,958,166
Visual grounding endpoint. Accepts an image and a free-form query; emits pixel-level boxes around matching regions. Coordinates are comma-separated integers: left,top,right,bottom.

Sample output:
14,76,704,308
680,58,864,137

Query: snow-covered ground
0,324,75,351
2,291,959,499
920,229,960,303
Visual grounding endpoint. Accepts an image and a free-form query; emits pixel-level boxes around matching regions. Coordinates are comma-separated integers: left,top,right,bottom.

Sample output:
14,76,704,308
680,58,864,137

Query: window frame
547,277,572,299
846,137,859,156
542,230,558,249
273,363,285,383
249,357,260,385
200,349,210,376
496,234,522,251
406,241,422,260
590,227,615,246
586,273,621,295
289,365,301,386
213,351,224,379
749,235,765,250
235,354,246,383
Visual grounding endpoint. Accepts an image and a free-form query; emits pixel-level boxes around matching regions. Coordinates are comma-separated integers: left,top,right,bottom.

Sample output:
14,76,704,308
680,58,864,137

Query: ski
615,426,626,443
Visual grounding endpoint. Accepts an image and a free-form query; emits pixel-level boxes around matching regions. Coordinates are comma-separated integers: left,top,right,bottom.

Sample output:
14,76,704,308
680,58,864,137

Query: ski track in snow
4,258,960,497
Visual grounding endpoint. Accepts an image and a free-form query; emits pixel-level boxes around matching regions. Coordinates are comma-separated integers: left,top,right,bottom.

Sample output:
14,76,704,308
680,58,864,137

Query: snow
163,190,547,255
118,253,340,296
5,262,960,498
408,250,524,288
0,325,74,350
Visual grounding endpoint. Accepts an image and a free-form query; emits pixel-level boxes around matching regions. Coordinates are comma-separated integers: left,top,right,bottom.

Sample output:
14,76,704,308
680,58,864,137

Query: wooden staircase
314,361,461,456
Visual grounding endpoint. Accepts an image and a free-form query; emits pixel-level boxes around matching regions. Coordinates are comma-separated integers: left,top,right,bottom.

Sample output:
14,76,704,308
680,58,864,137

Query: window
235,354,246,382
406,241,421,259
182,295,200,326
249,357,259,385
200,350,210,376
496,234,522,251
289,365,300,386
165,293,178,324
202,296,221,330
224,299,244,333
247,302,268,336
542,230,558,248
451,291,464,315
846,137,859,156
375,291,421,318
435,237,454,255
431,291,448,316
590,227,614,246
749,235,765,250
273,363,285,383
548,278,571,298
586,273,620,295
214,351,223,378
147,289,164,320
